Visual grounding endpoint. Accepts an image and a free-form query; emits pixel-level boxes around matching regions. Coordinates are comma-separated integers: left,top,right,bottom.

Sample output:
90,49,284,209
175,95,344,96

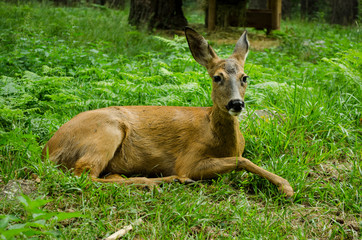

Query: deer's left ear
231,31,249,64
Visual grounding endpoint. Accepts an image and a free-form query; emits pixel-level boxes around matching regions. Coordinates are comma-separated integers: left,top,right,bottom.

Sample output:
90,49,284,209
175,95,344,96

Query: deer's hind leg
72,125,125,179
93,174,194,188
92,174,159,188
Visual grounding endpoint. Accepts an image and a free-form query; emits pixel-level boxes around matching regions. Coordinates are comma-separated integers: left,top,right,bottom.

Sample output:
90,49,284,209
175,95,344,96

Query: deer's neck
209,105,242,154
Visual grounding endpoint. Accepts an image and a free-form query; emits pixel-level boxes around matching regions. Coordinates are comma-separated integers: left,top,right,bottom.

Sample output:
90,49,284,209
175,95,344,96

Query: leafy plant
0,194,83,239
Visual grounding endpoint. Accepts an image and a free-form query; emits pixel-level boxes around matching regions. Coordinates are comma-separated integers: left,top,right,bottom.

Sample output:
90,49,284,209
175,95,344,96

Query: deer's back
43,106,222,176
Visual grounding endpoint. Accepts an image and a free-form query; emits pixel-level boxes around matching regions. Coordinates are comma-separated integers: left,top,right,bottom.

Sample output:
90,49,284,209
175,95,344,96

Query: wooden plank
208,0,216,31
270,0,282,30
246,10,272,29
205,0,282,31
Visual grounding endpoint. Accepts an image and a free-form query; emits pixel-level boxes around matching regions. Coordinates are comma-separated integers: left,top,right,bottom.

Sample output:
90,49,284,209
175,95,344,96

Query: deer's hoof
184,178,196,184
173,177,196,184
278,181,294,198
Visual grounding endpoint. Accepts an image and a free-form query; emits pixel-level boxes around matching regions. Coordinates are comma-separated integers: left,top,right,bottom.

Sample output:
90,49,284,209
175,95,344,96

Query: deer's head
185,27,249,117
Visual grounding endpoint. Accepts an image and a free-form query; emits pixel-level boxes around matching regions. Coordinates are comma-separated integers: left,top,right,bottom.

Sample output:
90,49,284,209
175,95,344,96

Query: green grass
0,1,361,239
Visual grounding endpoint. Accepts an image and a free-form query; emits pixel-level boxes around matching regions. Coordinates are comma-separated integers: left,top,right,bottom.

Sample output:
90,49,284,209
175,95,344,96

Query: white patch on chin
228,108,244,117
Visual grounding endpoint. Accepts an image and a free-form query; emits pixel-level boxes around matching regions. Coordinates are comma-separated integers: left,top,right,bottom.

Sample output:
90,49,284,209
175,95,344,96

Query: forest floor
0,1,361,239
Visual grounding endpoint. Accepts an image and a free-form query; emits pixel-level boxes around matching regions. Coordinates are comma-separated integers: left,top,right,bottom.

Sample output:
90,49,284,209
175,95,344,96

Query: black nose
226,99,245,112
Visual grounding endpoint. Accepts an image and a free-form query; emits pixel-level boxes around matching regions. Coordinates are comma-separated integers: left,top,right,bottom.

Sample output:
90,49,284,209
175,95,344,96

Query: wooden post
208,0,216,31
269,0,282,30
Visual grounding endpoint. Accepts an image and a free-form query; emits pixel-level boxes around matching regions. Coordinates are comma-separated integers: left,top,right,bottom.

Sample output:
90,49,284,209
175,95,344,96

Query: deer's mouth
228,109,243,117
225,99,245,116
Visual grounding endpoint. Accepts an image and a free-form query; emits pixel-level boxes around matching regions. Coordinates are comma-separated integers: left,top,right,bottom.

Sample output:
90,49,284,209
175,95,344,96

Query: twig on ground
104,218,143,240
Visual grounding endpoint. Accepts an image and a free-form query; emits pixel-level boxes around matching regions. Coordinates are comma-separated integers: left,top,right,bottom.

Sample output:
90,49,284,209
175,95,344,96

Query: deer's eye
241,75,249,83
213,75,222,83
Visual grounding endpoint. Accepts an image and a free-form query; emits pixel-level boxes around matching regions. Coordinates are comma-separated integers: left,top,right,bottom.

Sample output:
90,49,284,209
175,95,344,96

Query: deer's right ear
185,27,218,68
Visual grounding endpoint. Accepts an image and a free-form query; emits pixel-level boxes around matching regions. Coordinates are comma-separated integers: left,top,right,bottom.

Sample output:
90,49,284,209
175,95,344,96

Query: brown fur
42,27,294,197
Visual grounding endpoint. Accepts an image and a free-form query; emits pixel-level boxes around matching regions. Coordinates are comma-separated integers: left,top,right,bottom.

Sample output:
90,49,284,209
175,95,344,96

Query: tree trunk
128,0,188,30
282,0,300,19
301,0,320,20
329,0,358,25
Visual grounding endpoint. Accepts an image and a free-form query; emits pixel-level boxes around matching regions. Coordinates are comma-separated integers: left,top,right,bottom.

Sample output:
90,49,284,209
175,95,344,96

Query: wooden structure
207,0,282,32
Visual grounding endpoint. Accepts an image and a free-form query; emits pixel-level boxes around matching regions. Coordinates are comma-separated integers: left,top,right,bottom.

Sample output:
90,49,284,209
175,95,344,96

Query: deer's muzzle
226,99,245,116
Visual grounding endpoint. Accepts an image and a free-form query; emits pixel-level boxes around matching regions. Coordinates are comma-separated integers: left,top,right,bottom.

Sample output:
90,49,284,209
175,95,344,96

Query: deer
42,27,294,197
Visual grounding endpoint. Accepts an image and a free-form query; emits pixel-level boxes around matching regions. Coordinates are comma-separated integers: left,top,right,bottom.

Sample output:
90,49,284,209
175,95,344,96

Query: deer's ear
185,27,218,67
231,31,249,64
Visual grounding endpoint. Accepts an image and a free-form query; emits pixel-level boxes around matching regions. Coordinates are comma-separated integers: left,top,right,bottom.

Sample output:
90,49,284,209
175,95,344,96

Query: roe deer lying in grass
43,27,294,197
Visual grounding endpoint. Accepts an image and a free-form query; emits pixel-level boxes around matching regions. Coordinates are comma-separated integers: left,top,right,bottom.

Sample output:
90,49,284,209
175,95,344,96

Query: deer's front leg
178,157,294,197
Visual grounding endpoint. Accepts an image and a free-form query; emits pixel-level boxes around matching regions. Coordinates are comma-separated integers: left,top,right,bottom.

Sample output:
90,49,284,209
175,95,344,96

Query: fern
153,35,188,52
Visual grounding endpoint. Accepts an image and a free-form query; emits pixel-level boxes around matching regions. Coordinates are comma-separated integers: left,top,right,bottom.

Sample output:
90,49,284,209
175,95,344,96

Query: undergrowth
0,194,83,239
0,1,361,239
